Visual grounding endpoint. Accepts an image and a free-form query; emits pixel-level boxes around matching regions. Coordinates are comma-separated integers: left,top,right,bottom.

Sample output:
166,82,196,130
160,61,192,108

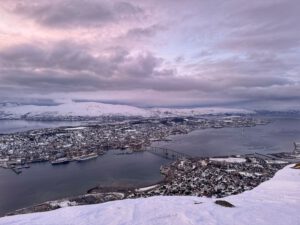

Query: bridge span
144,146,191,160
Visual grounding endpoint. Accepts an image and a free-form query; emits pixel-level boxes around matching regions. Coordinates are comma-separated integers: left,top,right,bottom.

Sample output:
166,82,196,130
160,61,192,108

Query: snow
238,171,255,177
49,201,77,208
0,102,152,119
1,164,299,225
266,159,288,164
0,102,254,120
64,127,87,130
209,157,247,163
136,185,159,192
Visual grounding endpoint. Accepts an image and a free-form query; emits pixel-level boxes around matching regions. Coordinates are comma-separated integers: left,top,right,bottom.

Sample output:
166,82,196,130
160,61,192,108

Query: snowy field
0,164,299,225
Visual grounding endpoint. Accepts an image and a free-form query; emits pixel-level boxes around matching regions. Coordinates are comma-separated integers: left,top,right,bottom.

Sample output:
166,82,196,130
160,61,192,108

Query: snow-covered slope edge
0,102,254,120
1,165,299,225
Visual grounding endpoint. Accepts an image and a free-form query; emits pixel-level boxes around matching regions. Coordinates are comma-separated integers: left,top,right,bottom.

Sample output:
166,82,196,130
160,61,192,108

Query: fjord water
152,116,300,156
0,116,300,216
0,150,169,216
0,120,85,134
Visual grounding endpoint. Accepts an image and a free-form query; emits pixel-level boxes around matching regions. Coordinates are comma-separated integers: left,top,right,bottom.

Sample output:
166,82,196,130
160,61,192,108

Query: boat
15,165,23,170
76,153,98,162
51,157,70,165
23,164,30,168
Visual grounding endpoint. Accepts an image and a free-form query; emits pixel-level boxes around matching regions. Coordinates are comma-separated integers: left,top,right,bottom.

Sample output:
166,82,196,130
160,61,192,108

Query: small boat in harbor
76,153,98,162
23,164,30,169
51,157,70,165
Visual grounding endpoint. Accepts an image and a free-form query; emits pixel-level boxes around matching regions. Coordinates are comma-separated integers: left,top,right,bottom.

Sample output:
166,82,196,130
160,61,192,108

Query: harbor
50,153,99,165
0,150,170,216
0,115,269,173
0,116,300,216
7,147,300,216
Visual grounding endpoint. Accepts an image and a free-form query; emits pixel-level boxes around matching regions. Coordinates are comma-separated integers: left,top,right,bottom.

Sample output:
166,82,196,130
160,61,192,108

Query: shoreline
0,115,268,171
2,163,299,225
5,151,300,217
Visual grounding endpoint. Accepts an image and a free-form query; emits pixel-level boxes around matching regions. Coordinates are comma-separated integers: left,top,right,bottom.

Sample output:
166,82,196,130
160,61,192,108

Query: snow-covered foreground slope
1,165,299,225
0,102,254,119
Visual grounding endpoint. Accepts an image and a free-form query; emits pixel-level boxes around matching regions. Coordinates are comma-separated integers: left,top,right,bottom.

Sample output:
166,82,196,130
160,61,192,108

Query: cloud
125,24,165,39
217,1,300,52
0,38,298,108
0,0,299,109
0,42,175,92
12,0,143,28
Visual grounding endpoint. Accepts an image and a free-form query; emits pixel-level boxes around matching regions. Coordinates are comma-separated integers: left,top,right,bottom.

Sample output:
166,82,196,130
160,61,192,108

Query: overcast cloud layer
0,0,299,109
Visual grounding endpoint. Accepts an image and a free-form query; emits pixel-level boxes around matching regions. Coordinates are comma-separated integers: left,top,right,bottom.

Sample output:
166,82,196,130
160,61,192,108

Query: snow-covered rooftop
0,164,299,225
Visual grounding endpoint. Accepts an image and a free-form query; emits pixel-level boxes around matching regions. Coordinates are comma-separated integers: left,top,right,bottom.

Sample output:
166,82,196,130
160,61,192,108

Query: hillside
0,102,254,120
0,164,299,225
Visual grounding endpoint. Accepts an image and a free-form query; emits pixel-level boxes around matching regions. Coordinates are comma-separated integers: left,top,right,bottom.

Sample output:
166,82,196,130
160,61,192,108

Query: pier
144,146,191,159
248,151,300,164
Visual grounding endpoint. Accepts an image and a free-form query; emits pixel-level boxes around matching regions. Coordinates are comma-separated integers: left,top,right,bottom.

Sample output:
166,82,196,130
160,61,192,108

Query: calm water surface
152,116,300,156
0,150,169,216
0,116,300,216
0,120,86,134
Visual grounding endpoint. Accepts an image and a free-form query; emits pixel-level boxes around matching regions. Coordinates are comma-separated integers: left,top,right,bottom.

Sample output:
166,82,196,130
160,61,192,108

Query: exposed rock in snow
0,102,254,120
1,164,299,225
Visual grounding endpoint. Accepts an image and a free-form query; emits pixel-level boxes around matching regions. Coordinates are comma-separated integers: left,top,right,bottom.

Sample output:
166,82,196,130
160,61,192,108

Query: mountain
0,102,254,120
0,164,299,225
0,102,151,120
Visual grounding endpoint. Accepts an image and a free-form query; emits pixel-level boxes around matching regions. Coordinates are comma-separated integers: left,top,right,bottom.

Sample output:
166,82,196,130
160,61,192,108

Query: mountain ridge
0,102,254,120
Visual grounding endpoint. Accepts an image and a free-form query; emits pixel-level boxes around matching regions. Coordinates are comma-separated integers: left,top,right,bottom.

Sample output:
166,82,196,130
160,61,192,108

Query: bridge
144,146,191,160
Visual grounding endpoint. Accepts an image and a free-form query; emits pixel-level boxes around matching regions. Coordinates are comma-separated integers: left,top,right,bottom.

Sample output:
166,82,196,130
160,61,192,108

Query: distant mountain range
0,102,255,120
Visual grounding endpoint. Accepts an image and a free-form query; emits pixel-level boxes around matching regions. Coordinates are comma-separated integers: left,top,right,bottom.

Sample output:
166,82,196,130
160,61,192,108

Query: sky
0,0,299,109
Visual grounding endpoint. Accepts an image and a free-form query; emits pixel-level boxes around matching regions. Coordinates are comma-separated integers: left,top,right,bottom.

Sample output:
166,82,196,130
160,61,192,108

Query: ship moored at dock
76,153,98,162
51,157,70,165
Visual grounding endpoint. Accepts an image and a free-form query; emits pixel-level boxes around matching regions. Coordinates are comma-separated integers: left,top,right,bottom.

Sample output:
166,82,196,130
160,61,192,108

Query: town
0,115,268,173
8,150,300,216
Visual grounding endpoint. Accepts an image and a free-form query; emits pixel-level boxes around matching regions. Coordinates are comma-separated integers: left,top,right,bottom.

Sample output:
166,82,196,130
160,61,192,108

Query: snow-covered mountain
0,102,152,120
0,102,254,120
0,165,299,225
